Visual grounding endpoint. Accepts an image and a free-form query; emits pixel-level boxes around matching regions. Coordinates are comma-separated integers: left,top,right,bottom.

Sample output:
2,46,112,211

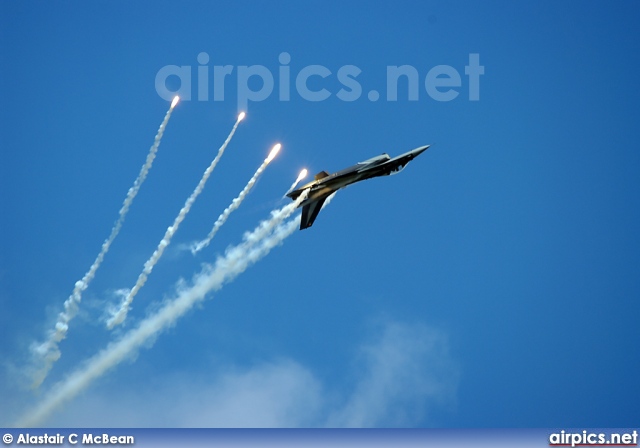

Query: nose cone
412,145,430,156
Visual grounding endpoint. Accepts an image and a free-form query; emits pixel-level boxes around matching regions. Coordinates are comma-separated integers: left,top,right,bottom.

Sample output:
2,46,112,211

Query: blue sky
1,1,639,427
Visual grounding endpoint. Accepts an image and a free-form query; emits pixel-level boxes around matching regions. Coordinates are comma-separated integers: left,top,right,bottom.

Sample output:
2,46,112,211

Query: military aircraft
286,145,429,229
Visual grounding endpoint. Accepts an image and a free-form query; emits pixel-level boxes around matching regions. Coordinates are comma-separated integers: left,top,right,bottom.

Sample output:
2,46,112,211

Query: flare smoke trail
16,193,308,428
29,97,180,389
190,143,282,254
106,112,246,329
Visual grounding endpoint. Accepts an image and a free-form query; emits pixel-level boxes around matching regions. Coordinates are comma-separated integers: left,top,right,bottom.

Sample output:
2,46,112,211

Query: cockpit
357,153,391,166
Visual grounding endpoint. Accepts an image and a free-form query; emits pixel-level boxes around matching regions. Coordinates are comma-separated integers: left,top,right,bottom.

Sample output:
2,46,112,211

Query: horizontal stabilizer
300,196,328,229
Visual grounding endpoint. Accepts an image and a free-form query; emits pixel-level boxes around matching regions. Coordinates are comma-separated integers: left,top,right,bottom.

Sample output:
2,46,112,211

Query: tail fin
314,171,330,180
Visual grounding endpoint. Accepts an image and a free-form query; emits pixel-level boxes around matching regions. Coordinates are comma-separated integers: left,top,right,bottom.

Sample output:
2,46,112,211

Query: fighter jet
287,145,429,229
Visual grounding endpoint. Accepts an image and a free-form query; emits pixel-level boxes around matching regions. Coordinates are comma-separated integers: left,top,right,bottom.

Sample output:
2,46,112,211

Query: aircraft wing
300,196,328,229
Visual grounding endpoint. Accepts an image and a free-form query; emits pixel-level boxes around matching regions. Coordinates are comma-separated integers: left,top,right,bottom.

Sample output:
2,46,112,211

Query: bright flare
237,112,246,122
170,96,180,109
266,143,281,163
296,169,308,183
285,168,309,195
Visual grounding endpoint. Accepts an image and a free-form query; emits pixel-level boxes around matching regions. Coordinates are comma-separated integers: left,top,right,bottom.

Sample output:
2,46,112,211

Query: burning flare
266,143,281,163
286,168,309,195
296,169,308,184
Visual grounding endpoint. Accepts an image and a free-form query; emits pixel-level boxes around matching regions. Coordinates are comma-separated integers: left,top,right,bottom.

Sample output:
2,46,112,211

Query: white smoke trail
16,194,307,428
29,97,180,389
106,113,246,329
190,143,282,255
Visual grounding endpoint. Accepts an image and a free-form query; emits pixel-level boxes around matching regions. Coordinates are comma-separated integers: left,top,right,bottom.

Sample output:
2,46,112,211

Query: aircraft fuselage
287,145,429,229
